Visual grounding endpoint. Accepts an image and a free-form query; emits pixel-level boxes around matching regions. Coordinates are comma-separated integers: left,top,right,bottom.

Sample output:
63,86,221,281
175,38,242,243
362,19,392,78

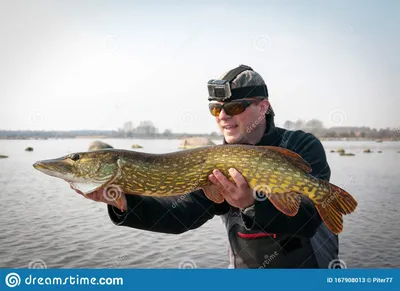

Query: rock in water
179,137,216,149
88,141,113,151
337,148,345,154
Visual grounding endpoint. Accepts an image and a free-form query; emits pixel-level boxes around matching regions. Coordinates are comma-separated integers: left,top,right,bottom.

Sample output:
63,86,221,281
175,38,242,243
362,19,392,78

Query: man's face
212,98,269,144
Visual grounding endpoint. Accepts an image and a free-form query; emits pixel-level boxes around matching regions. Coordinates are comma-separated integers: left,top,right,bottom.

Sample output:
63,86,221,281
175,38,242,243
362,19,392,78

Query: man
76,65,339,268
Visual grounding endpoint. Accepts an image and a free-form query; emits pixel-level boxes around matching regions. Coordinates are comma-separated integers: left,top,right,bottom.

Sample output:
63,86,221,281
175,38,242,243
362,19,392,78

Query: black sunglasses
208,99,261,117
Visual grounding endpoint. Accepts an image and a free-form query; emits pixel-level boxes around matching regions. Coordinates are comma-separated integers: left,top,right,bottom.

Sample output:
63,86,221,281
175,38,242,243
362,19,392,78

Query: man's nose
218,109,230,119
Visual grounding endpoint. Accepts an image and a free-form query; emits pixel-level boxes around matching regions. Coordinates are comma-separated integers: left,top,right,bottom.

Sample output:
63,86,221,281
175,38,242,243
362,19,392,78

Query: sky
0,0,399,134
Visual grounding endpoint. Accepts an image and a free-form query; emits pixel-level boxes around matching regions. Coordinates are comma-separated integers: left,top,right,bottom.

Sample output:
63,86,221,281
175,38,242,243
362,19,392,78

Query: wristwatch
241,204,256,217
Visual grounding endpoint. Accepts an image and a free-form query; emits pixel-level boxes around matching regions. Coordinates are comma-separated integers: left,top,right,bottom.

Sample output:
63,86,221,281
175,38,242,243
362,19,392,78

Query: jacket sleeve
241,131,331,237
108,190,230,234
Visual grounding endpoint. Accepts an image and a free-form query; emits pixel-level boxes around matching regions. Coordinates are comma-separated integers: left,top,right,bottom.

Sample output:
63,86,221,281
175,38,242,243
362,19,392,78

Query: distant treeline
0,129,221,140
1,119,399,140
282,119,400,140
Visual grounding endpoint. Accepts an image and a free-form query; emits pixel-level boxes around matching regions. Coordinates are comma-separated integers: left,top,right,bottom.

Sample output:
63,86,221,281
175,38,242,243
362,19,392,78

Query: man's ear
259,99,270,115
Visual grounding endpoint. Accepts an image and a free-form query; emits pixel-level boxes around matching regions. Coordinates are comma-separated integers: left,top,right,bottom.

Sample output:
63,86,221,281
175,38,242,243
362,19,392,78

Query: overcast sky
0,0,398,133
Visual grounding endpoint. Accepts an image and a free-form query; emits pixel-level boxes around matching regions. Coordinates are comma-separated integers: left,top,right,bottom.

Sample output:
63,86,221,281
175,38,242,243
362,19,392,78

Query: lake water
0,139,399,268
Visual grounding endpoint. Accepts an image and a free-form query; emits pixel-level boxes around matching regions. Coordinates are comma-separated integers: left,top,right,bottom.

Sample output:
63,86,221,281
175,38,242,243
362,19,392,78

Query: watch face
247,209,255,217
243,205,256,217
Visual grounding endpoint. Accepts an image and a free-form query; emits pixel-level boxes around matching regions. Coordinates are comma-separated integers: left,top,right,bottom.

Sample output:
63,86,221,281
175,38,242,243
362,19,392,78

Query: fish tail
315,181,358,234
326,182,358,215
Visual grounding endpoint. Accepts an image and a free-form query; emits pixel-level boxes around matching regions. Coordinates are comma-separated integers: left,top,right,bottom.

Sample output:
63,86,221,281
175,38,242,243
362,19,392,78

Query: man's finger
208,174,219,185
229,168,248,188
213,169,235,191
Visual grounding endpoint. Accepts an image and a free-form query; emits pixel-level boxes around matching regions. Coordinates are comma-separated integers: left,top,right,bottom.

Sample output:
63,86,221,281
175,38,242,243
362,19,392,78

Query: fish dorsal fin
258,146,312,173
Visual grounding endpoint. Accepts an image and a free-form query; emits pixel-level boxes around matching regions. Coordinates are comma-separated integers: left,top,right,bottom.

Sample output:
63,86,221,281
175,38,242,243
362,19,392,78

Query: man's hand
208,168,255,209
70,185,128,211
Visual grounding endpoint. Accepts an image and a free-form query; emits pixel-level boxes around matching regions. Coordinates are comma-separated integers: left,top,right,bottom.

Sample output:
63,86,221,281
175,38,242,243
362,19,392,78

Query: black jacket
108,123,338,268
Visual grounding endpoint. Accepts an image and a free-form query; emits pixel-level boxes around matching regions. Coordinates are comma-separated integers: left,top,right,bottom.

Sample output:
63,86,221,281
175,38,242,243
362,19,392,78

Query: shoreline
0,137,398,142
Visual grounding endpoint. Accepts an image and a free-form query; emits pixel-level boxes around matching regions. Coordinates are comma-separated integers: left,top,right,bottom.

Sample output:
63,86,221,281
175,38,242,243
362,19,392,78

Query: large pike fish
33,144,357,234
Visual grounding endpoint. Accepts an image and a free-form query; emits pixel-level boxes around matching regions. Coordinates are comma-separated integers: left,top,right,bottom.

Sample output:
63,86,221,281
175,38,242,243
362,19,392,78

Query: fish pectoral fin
69,181,104,195
258,146,312,173
267,191,301,216
202,183,225,204
115,196,124,212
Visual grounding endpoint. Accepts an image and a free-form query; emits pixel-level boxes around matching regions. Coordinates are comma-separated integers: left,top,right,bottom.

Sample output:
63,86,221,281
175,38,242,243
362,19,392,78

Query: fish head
33,150,119,194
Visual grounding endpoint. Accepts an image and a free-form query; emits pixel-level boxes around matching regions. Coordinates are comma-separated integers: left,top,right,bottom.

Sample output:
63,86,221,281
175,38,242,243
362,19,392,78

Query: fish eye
70,154,80,161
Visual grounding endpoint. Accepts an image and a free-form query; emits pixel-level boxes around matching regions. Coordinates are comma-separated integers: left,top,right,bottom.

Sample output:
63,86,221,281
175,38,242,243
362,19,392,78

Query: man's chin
224,133,243,144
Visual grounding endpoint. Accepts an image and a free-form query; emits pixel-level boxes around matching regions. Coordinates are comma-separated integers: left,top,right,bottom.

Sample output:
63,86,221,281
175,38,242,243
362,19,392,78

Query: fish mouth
33,161,55,174
33,159,59,172
33,161,47,171
33,158,73,180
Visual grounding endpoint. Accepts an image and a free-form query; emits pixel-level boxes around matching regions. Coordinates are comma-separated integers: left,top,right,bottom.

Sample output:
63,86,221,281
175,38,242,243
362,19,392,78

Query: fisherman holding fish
36,65,356,268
